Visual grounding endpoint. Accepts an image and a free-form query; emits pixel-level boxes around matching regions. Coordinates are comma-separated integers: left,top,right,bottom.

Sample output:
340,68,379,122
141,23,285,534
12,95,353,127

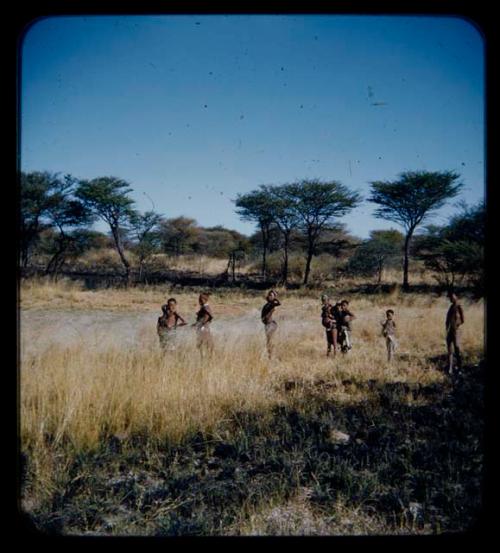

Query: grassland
19,278,486,536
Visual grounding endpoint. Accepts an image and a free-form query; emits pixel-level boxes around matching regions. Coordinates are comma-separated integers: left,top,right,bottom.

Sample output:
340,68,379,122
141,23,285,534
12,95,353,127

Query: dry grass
19,279,485,535
228,489,416,536
20,287,483,452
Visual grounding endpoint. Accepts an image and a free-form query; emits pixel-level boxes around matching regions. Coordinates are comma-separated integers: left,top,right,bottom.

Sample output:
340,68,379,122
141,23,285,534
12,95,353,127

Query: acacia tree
281,179,361,286
20,171,63,268
44,200,94,278
159,216,199,257
76,177,136,285
261,184,300,285
129,210,163,282
368,171,463,290
234,190,276,278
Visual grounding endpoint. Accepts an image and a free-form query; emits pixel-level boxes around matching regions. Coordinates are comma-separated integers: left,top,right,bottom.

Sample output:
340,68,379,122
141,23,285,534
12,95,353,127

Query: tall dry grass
20,289,484,451
19,281,485,533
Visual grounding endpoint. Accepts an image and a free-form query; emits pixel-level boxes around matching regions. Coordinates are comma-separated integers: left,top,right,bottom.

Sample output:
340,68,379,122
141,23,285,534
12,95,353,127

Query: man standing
261,290,281,359
446,290,465,375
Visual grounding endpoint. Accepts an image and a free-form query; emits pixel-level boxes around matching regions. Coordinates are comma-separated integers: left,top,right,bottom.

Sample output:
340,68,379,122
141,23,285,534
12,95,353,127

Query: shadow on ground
21,361,486,536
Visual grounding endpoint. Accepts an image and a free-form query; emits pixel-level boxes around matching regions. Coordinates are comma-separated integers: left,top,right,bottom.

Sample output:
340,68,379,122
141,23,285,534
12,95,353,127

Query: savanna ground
19,276,486,536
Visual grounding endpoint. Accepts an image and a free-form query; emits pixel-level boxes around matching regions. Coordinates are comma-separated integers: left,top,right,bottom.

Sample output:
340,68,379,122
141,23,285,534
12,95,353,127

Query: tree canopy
368,170,463,289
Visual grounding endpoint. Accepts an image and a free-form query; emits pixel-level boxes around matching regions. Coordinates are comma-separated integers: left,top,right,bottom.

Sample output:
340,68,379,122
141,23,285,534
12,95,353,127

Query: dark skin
338,301,355,352
321,297,338,356
446,293,464,374
164,301,187,329
262,291,281,324
193,296,213,328
262,291,280,359
339,302,355,325
157,301,187,337
193,295,214,357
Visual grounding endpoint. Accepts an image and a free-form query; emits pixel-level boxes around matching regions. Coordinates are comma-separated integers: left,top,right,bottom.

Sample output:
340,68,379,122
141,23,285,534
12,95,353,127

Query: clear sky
20,14,485,239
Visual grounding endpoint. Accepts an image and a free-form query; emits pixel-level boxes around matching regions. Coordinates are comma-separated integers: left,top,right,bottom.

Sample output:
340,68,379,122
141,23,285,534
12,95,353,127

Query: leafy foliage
414,202,484,294
347,229,404,283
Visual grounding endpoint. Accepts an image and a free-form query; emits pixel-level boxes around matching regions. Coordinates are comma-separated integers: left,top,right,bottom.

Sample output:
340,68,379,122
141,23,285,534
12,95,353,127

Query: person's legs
331,328,338,356
265,321,277,358
159,330,168,352
206,329,214,356
338,328,345,353
344,329,352,352
326,329,333,356
446,331,455,374
454,329,462,371
166,330,177,352
197,327,211,359
386,336,395,362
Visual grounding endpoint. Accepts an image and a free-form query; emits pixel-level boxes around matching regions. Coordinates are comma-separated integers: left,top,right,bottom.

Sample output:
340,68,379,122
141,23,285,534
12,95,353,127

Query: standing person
157,298,187,352
321,294,338,357
446,290,465,375
381,309,397,362
338,300,356,353
193,292,214,357
261,290,281,358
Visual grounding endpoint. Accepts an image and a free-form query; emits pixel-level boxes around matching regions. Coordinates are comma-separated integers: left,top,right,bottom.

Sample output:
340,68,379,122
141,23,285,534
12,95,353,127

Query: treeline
19,170,484,293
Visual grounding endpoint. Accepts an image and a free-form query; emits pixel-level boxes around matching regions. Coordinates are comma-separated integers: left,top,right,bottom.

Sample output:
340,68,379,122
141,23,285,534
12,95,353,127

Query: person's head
167,298,177,311
340,300,349,310
321,294,330,305
267,290,277,302
199,292,210,305
447,290,458,303
386,309,395,320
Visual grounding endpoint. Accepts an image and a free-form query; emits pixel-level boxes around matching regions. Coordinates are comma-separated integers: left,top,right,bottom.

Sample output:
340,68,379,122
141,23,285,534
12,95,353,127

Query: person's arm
177,313,188,326
348,310,355,320
273,299,281,307
202,305,213,324
458,305,465,326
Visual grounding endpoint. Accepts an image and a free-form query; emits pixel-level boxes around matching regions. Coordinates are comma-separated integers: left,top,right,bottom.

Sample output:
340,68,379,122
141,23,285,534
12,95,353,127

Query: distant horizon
21,14,485,239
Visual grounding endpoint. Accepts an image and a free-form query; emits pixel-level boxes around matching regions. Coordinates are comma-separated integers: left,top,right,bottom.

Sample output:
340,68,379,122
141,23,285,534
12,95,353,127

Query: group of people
156,289,465,375
156,292,214,355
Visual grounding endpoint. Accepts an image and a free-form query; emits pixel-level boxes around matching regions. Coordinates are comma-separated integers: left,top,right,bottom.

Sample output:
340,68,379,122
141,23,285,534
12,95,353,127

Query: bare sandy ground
19,307,317,359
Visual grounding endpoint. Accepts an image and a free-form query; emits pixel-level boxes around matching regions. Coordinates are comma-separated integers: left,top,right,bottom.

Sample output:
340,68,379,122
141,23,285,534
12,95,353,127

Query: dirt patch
19,306,318,359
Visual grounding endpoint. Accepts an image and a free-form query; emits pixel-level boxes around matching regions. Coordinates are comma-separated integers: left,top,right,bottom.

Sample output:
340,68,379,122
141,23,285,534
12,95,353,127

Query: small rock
328,430,350,444
409,502,423,520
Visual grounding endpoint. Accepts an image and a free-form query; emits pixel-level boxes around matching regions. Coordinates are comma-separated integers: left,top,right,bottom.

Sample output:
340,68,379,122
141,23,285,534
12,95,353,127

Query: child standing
157,298,187,351
381,309,397,362
321,294,338,357
261,290,281,359
193,292,214,357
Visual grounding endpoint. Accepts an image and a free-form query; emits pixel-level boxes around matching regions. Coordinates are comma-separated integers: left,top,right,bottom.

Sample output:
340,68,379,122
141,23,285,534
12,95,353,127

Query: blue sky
20,14,485,238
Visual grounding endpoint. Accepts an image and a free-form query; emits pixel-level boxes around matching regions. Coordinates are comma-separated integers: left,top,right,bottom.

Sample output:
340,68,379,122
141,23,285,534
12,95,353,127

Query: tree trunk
261,224,268,279
111,225,131,286
138,259,144,283
377,258,383,285
403,230,414,291
303,234,315,286
281,231,290,286
45,234,67,278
